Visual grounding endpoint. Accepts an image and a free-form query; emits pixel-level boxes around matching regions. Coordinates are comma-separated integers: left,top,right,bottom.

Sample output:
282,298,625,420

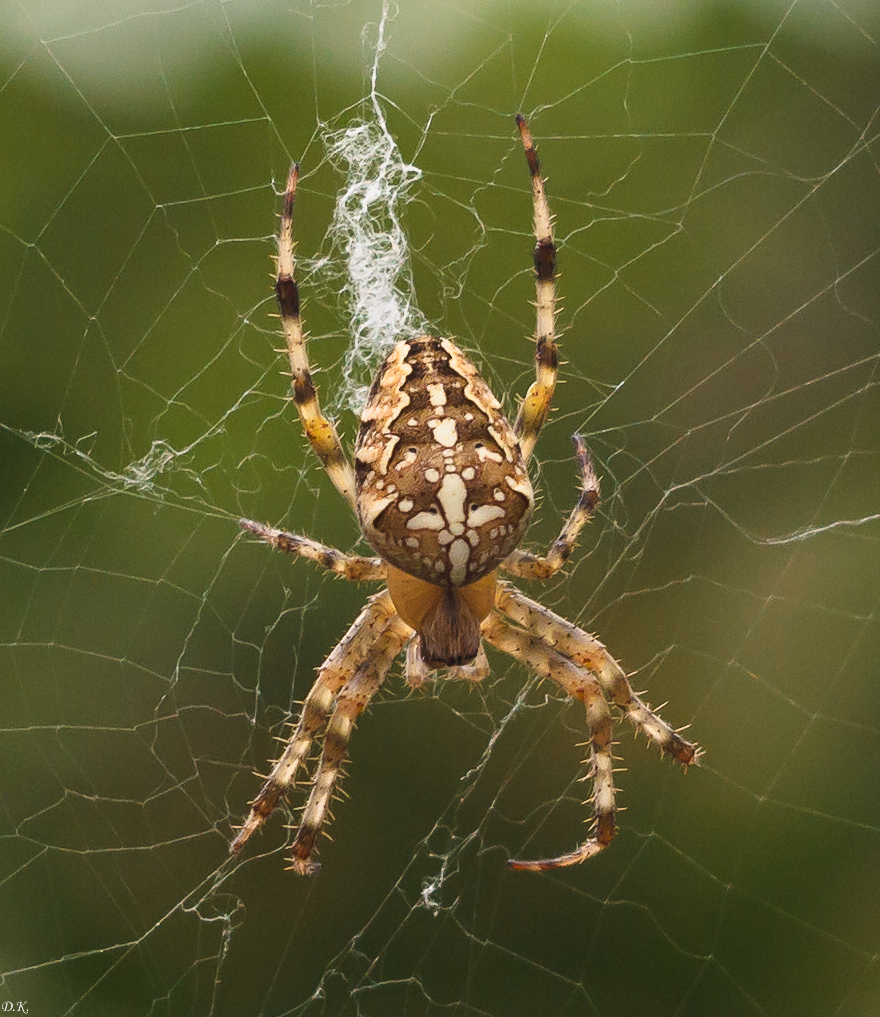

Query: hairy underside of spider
230,115,700,876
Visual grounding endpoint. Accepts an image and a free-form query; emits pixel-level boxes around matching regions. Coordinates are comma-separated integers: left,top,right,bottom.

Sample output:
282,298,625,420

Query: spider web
2,1,879,1015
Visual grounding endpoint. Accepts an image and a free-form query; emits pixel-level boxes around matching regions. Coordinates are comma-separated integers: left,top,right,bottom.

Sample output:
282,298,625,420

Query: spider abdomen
355,336,534,587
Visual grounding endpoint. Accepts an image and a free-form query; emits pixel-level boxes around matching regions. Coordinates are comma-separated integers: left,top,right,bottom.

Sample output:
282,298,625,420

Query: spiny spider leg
231,589,409,861
289,608,411,874
514,114,559,463
503,435,600,580
239,518,385,582
495,583,700,767
481,612,616,870
275,164,359,512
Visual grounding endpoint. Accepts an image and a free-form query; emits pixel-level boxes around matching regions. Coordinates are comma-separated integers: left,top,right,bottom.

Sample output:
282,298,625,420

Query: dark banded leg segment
276,164,358,512
503,435,599,580
514,115,559,463
239,518,385,582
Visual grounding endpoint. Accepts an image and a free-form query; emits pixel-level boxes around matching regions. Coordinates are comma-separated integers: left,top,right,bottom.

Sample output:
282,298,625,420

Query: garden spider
231,115,700,875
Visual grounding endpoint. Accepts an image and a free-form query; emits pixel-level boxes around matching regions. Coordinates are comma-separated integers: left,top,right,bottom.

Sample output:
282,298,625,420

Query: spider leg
503,435,599,580
482,611,616,870
514,115,559,463
495,583,700,767
275,164,359,512
290,608,411,874
230,589,409,865
239,517,385,582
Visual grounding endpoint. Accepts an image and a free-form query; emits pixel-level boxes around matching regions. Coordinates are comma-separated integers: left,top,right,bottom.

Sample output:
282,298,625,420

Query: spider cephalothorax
231,116,699,876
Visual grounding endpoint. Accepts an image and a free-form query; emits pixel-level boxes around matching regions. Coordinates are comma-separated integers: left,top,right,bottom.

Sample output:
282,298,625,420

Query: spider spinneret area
231,115,700,876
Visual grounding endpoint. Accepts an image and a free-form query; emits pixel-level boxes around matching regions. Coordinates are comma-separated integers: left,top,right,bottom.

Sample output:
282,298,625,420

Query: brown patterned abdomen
354,336,533,587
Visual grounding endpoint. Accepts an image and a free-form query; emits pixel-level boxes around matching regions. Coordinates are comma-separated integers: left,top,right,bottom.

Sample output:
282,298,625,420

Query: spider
231,115,699,875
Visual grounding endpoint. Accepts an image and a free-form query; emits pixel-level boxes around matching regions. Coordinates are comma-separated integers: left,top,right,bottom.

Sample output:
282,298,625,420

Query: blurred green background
2,1,879,1015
